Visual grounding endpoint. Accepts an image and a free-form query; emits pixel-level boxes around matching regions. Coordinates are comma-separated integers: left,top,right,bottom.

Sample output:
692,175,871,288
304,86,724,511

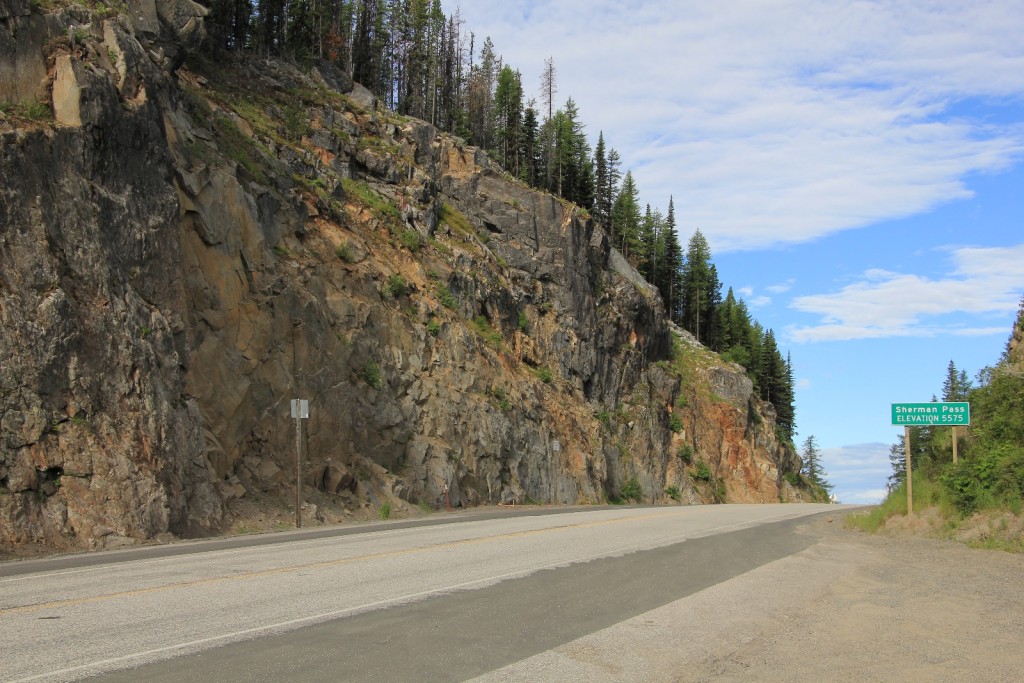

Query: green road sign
891,402,970,426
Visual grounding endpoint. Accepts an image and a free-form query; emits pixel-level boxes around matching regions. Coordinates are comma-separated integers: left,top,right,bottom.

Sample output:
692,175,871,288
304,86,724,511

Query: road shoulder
472,514,1024,682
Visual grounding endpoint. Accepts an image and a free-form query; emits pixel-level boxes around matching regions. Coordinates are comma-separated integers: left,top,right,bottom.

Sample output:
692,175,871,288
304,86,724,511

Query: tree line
198,0,796,441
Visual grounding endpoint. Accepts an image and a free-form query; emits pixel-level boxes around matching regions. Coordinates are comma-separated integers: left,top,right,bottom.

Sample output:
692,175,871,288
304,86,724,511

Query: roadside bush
941,444,1024,516
620,477,642,502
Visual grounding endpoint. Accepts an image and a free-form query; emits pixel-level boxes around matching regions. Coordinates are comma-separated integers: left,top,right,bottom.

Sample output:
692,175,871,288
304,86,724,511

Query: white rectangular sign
290,399,309,419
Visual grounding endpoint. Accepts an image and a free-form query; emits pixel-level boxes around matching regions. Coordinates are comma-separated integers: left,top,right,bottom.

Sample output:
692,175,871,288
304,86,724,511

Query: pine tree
887,435,907,490
519,101,540,186
494,65,523,174
658,197,683,324
638,205,664,284
801,435,821,483
941,360,972,402
610,171,642,260
680,229,716,343
593,133,610,230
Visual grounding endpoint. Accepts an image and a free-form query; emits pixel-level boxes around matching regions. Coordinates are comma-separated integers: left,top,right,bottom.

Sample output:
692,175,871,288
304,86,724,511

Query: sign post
291,399,309,528
905,426,913,515
891,402,970,516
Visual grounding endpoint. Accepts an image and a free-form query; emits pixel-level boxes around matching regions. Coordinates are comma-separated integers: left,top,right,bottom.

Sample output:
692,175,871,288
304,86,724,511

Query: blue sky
443,0,1024,504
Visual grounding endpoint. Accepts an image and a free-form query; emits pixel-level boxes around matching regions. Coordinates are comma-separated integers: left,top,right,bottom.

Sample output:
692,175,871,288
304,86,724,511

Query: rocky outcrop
1,5,803,552
0,0,48,105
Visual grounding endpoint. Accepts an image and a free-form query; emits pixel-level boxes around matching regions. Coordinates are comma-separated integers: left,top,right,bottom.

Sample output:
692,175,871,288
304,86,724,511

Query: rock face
0,5,803,552
0,0,48,105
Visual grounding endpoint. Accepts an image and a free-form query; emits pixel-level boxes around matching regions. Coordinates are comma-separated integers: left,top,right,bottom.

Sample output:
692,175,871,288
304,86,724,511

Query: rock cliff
0,2,802,552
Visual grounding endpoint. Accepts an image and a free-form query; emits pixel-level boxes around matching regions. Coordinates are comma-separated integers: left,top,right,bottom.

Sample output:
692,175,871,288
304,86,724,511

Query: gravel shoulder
473,512,1024,682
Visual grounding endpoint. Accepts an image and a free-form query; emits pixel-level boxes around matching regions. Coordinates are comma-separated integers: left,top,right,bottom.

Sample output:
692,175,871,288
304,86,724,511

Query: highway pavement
0,503,850,682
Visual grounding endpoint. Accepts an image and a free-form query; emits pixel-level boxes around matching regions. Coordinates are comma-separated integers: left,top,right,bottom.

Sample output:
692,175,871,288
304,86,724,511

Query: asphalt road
0,503,848,682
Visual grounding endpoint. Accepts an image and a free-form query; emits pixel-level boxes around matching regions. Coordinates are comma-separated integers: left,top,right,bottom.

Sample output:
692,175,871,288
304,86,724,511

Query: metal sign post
291,399,309,528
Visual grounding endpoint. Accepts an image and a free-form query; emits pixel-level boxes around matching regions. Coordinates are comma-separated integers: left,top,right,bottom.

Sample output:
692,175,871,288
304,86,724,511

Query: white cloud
444,1,1024,252
749,296,772,308
819,442,893,504
821,442,892,477
787,244,1024,342
766,280,795,294
737,286,755,298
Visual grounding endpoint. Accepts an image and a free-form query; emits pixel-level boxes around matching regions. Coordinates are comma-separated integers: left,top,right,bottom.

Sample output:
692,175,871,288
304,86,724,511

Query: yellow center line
1,509,687,617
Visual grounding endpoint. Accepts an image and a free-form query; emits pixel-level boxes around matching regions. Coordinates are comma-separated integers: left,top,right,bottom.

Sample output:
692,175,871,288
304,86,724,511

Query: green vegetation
692,460,713,483
336,242,354,262
677,443,693,464
534,366,554,384
385,274,408,298
596,409,610,426
489,386,511,412
399,229,423,252
439,202,474,235
207,111,270,185
1,100,51,122
436,283,457,309
378,501,392,520
850,300,1024,551
426,318,441,337
471,315,503,347
342,178,401,224
360,361,382,389
517,310,529,333
797,435,833,502
668,414,683,433
620,477,642,502
666,485,681,501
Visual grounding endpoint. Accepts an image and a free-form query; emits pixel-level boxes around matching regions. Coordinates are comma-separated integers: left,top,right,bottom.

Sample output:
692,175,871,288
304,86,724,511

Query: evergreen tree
605,148,622,235
801,435,828,489
593,133,610,230
680,229,717,343
205,0,252,53
494,65,523,174
519,101,540,186
941,360,972,402
777,351,796,440
657,197,683,324
757,328,791,431
638,205,664,284
610,171,642,260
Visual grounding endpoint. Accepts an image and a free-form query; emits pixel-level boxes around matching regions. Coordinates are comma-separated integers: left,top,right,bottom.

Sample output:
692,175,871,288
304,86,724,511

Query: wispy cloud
446,1,1024,251
787,244,1024,342
766,280,795,294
